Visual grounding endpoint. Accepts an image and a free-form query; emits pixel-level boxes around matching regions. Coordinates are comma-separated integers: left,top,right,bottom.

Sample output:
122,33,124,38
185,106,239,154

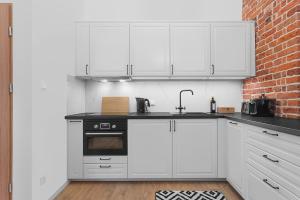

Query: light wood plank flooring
55,181,242,200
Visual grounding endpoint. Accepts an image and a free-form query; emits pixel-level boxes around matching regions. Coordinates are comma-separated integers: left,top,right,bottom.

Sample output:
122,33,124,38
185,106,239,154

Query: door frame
0,3,13,200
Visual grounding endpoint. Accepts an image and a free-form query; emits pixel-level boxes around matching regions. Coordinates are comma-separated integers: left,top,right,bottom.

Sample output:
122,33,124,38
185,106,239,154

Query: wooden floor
55,181,242,200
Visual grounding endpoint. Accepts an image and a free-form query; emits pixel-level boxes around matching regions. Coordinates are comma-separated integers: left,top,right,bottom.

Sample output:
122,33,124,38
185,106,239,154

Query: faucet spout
176,89,194,113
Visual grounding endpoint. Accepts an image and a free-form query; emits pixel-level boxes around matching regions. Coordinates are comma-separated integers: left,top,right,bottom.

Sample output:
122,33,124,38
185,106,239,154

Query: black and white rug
155,190,226,200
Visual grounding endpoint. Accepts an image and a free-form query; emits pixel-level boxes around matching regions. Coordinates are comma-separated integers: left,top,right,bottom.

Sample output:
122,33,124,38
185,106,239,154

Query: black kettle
136,98,150,113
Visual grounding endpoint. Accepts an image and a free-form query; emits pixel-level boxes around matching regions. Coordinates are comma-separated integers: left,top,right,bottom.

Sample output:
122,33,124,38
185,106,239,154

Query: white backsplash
85,80,243,113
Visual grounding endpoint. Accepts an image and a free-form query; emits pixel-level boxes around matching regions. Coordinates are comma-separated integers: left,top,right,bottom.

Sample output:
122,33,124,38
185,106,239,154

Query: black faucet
176,89,194,113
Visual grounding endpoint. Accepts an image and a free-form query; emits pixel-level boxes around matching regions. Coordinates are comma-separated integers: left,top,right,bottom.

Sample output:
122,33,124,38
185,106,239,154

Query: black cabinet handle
262,130,278,136
126,64,129,76
263,155,279,163
229,121,238,125
99,157,111,161
85,64,88,75
99,165,111,168
173,120,176,132
212,64,215,75
130,64,133,76
263,179,279,190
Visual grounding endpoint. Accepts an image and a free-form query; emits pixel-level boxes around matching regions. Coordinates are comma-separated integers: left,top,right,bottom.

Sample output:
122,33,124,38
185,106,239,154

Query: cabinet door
211,23,251,76
130,23,170,77
170,23,211,76
128,119,172,178
90,23,130,77
227,120,244,193
173,119,218,178
76,23,90,76
67,120,83,179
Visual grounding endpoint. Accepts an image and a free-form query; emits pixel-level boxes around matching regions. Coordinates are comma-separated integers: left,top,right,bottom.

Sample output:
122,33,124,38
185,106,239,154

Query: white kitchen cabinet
67,120,83,179
170,23,211,76
90,23,130,77
128,119,173,178
226,120,244,194
211,23,254,77
173,119,218,178
130,23,170,77
76,23,90,76
246,164,298,200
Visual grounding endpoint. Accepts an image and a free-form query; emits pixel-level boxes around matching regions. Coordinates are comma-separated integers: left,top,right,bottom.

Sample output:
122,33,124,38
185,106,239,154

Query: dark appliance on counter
136,97,150,113
242,95,276,117
83,119,127,155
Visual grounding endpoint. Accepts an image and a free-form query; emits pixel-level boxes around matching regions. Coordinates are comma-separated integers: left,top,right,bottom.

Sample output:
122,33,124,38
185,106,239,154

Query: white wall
31,0,83,199
85,80,243,113
82,0,242,21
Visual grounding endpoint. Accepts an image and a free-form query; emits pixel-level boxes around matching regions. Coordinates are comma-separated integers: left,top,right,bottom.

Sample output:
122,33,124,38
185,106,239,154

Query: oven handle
85,132,124,135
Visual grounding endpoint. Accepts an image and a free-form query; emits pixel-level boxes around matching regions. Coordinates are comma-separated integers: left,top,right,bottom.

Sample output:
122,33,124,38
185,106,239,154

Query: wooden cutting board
101,97,129,114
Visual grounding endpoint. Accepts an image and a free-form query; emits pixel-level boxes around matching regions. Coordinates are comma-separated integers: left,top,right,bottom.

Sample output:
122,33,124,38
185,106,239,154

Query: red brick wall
242,0,300,119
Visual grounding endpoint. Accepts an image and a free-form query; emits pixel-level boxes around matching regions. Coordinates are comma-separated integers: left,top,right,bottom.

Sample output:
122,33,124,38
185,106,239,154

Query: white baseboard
48,181,69,200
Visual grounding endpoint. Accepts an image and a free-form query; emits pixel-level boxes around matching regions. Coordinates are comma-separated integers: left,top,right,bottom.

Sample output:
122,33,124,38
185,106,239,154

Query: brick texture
242,0,300,119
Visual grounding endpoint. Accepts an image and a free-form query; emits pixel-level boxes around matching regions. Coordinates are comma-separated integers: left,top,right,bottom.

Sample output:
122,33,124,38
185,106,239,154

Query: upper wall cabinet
90,23,130,77
170,23,211,76
211,23,255,77
76,23,90,76
130,23,170,77
75,21,255,79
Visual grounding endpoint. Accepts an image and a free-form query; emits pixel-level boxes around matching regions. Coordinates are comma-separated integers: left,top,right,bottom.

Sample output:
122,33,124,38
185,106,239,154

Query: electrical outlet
40,176,46,186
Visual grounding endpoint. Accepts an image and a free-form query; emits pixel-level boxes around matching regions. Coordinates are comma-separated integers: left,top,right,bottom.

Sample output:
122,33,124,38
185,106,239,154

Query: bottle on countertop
210,97,216,113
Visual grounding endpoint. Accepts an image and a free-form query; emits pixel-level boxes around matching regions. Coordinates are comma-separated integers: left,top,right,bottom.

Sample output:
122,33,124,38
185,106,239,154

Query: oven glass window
87,136,124,150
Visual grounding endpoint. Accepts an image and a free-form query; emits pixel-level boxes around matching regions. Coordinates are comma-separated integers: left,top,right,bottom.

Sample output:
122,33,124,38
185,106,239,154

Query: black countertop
65,112,300,136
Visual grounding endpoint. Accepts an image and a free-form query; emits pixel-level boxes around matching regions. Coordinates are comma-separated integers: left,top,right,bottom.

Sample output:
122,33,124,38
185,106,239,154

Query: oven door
83,131,127,155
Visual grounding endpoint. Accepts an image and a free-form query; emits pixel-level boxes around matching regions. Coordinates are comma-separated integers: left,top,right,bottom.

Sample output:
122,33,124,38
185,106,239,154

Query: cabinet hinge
8,26,13,37
9,83,13,94
8,183,12,193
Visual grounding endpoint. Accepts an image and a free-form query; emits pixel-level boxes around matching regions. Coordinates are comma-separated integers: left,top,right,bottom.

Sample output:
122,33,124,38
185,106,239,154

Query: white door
211,23,251,76
173,119,218,178
76,23,90,76
130,23,170,77
170,23,211,76
227,120,244,193
90,23,130,77
128,119,173,178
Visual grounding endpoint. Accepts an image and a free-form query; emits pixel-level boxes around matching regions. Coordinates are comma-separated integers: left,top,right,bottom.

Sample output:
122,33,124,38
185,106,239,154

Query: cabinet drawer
247,144,300,197
246,125,300,167
84,164,127,179
83,156,127,164
247,164,298,200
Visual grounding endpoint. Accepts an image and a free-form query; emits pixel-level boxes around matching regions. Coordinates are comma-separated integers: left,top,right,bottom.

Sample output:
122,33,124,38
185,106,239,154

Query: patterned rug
155,190,226,200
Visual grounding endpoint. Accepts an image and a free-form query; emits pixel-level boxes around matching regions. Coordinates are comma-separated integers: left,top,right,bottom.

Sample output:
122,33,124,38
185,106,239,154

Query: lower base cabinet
173,119,217,178
226,121,244,194
246,164,298,200
128,119,218,179
128,119,173,178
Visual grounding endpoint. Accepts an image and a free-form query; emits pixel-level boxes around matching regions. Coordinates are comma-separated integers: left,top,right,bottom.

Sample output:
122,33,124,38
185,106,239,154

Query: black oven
83,119,127,155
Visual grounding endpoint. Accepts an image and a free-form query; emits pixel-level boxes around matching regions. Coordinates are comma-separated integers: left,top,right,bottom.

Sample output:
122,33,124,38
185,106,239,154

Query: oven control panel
84,119,127,131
